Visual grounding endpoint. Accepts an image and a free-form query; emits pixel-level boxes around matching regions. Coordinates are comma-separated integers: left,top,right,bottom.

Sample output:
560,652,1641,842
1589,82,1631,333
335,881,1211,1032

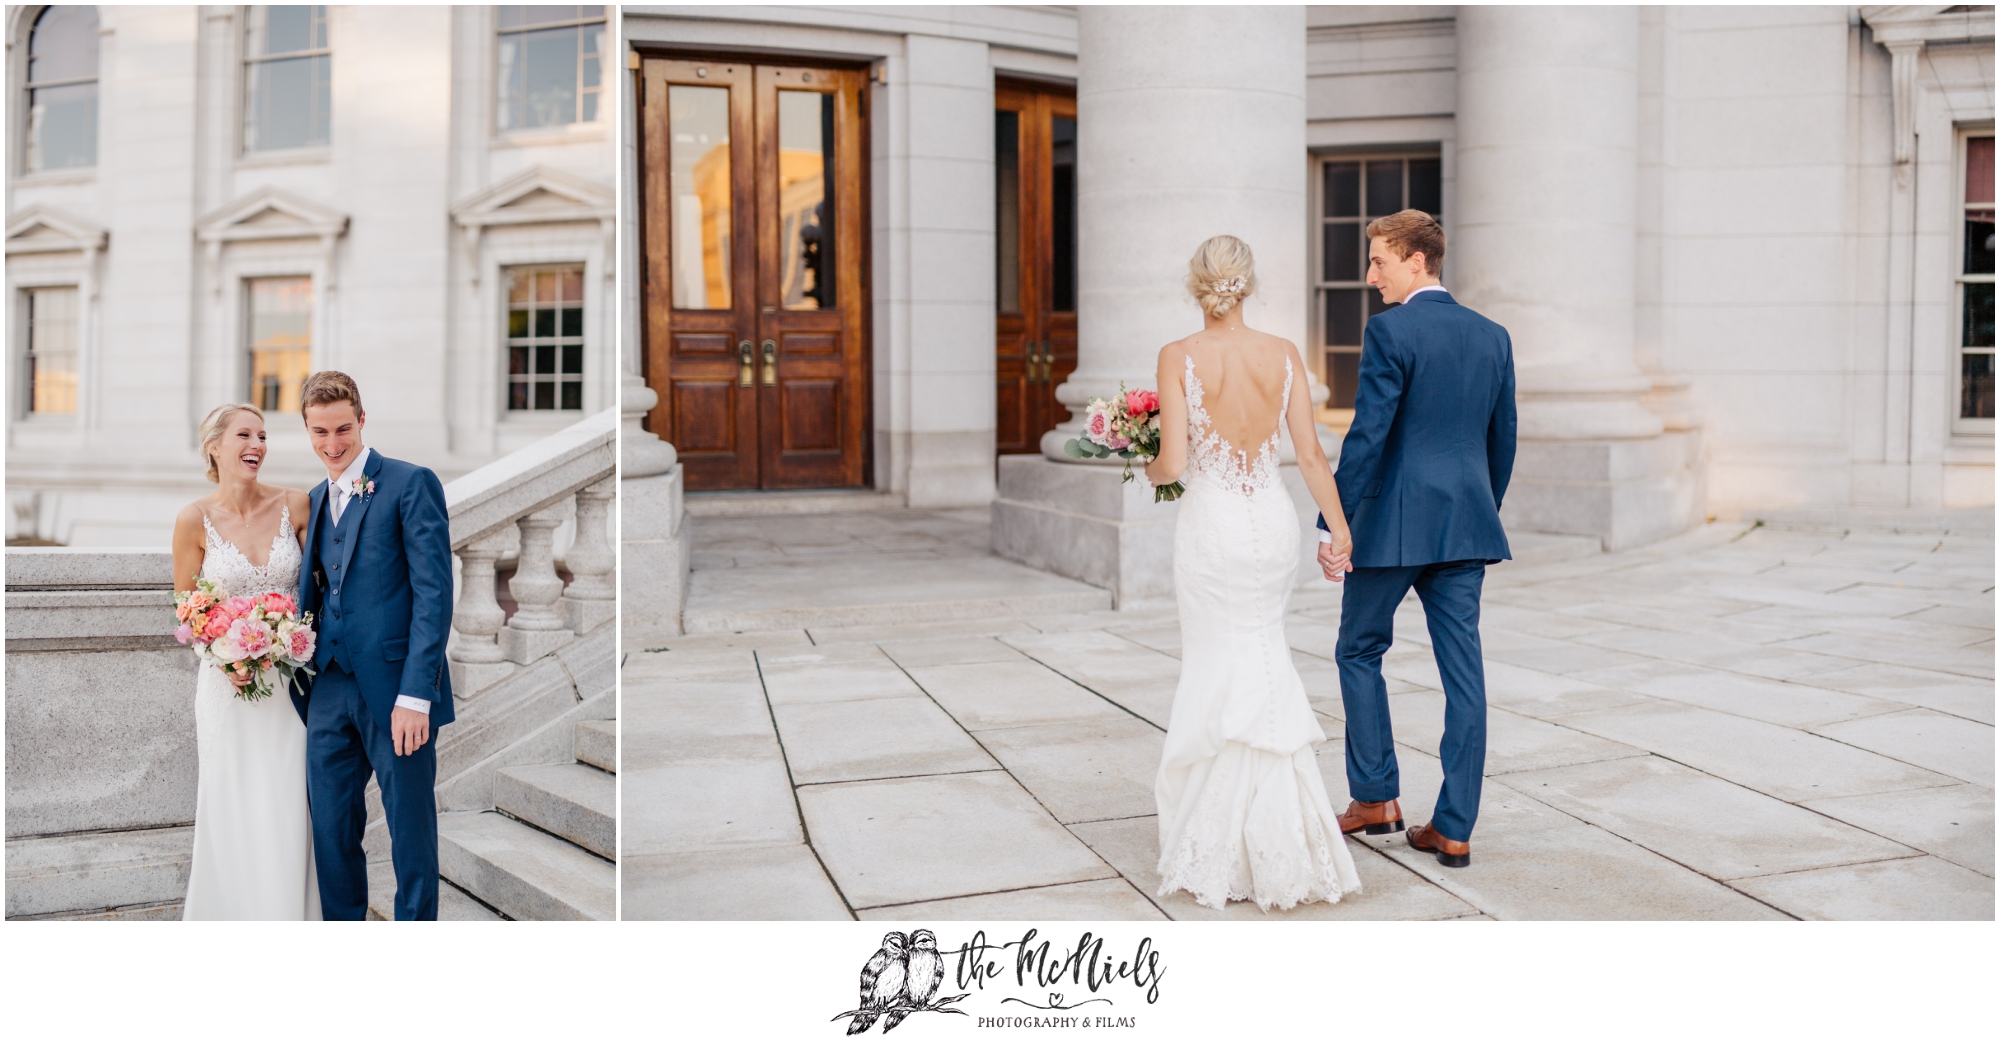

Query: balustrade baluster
447,532,514,695
501,504,574,664
561,479,616,633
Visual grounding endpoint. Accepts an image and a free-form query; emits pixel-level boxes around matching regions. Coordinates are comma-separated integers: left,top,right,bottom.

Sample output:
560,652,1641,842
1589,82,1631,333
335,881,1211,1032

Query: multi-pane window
25,287,80,414
496,6,605,131
23,6,98,172
507,266,585,411
243,6,332,153
1317,155,1442,409
246,277,313,412
1960,133,1994,422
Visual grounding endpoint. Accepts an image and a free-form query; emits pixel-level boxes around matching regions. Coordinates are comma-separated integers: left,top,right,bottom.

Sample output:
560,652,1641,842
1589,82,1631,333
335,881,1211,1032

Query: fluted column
1040,4,1311,459
1452,5,1702,548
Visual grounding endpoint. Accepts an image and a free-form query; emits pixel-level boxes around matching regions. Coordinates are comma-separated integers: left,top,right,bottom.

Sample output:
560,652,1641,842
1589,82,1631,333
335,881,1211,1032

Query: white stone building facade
624,4,1993,607
6,4,618,546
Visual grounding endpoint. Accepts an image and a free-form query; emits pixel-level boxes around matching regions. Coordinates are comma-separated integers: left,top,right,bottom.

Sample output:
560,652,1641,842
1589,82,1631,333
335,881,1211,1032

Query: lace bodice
1184,354,1291,496
201,504,301,599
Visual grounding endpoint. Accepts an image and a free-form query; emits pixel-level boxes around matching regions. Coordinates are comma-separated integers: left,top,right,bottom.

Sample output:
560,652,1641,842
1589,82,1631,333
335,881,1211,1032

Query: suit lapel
331,451,386,590
304,479,328,602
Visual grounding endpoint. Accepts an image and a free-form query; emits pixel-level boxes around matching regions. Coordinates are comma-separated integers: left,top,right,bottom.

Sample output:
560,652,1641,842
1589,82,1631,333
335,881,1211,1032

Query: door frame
635,47,875,490
993,77,1078,458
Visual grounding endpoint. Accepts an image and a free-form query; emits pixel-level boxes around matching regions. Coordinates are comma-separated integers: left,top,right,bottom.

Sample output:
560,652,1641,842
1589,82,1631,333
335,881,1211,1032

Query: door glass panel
669,85,731,310
996,109,1021,315
778,90,835,310
1051,115,1078,313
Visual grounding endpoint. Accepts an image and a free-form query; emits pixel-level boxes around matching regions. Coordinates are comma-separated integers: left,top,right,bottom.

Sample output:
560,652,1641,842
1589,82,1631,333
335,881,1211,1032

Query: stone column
1453,5,1702,549
620,375,688,643
559,477,617,633
991,5,1310,605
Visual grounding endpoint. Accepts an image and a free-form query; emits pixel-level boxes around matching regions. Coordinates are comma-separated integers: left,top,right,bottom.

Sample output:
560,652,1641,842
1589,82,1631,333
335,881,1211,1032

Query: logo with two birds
834,929,963,1034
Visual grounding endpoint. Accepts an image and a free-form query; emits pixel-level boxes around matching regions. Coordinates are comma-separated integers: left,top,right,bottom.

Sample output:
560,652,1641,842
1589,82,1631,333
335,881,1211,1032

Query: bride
1147,236,1363,911
170,403,320,920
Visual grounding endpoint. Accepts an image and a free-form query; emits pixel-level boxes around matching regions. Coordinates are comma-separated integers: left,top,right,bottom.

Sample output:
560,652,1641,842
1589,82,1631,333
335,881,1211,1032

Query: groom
292,371,455,919
1315,210,1515,869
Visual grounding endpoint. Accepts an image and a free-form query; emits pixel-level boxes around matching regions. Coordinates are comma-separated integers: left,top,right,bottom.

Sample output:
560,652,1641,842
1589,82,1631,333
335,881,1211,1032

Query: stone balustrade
442,407,618,696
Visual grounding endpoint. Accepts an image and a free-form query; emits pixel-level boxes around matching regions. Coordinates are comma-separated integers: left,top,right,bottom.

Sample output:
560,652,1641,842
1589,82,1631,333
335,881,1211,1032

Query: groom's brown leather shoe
1337,799,1404,836
1408,822,1472,868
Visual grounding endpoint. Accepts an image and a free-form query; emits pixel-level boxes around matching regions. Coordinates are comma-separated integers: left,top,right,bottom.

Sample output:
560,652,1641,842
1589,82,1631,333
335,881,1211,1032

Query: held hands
1318,538,1356,583
391,705,431,756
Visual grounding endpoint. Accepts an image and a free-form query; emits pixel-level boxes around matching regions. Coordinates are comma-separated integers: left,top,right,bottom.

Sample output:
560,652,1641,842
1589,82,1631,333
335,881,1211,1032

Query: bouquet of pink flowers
1063,385,1186,503
173,576,316,703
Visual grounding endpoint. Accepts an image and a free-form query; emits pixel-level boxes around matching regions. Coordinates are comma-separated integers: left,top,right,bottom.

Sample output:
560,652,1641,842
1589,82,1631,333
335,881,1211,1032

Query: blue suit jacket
290,450,456,728
1316,289,1517,568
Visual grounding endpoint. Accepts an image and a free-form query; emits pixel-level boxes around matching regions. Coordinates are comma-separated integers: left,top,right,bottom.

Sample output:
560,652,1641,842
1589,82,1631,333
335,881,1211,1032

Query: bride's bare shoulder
173,498,213,534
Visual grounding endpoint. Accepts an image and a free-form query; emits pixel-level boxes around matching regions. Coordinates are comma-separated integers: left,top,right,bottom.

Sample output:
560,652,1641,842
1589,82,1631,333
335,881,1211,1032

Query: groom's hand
391,706,430,756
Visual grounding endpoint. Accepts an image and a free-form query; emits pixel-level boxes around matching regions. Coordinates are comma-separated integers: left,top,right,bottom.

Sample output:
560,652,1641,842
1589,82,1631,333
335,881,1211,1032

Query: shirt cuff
1318,530,1335,544
394,695,431,715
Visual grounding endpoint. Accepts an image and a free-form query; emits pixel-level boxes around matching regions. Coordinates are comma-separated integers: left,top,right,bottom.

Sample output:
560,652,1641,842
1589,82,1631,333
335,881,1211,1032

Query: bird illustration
884,930,943,1033
848,932,910,1035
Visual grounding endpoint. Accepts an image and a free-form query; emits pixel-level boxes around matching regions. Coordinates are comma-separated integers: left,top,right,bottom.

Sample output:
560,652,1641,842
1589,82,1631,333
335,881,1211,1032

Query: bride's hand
226,663,254,688
1317,540,1354,583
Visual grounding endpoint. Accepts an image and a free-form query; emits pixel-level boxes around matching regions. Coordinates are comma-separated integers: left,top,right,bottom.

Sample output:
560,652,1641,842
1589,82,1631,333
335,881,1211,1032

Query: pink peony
224,597,254,616
256,592,295,617
174,624,195,645
201,614,231,641
1124,388,1159,416
231,618,274,658
1086,408,1110,442
288,628,315,661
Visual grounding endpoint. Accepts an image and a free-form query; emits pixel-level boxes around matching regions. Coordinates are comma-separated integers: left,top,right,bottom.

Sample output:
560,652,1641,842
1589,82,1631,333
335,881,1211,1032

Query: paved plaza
625,507,1995,921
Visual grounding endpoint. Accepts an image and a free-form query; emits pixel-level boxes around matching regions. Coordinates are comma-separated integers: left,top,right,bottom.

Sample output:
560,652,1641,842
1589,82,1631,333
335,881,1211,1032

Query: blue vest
313,492,359,671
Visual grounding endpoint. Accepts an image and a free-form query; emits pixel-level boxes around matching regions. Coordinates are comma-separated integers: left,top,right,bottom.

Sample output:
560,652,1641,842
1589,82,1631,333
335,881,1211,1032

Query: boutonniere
356,477,376,499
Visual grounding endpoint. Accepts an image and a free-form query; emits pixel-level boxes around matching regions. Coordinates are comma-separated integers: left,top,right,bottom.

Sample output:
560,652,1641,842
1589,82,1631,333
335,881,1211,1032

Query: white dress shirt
1320,284,1447,545
326,447,431,717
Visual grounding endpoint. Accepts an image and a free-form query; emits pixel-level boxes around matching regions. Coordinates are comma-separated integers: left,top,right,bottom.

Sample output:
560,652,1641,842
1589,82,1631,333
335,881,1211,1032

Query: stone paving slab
906,660,1130,731
1067,814,1478,921
1730,855,1995,921
856,878,1169,922
798,771,1119,909
1800,783,1995,877
1810,709,1996,788
634,516,1992,921
1557,700,1962,803
1374,820,1792,920
972,717,1165,825
1570,659,1906,729
624,845,850,921
1384,693,1649,776
776,696,999,786
1498,756,1917,880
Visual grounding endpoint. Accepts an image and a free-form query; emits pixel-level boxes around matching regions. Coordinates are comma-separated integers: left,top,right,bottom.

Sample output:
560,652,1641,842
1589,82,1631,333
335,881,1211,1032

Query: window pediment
5,205,107,255
194,187,349,244
1862,5,1996,46
453,166,613,230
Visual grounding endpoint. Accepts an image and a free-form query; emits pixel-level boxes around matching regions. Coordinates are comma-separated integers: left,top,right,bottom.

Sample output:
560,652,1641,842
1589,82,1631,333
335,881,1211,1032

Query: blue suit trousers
1336,560,1488,843
306,662,439,921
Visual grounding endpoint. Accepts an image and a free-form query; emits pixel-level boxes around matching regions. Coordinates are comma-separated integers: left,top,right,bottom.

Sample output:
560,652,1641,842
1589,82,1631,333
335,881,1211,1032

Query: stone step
685,489,906,517
495,762,616,859
575,718,616,773
366,860,506,921
437,810,614,921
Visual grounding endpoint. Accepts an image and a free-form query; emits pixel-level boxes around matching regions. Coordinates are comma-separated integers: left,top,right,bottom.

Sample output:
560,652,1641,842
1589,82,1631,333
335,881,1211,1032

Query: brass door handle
738,341,754,387
1025,342,1040,384
1039,340,1053,383
761,340,778,386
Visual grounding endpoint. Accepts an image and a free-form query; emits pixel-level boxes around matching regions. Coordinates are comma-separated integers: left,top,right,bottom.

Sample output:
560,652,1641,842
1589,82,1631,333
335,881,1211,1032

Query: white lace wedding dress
182,505,321,921
1155,355,1362,911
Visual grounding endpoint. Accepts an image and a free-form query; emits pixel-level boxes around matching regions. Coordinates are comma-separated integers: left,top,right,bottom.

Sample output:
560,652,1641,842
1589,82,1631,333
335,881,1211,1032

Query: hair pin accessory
1211,278,1246,295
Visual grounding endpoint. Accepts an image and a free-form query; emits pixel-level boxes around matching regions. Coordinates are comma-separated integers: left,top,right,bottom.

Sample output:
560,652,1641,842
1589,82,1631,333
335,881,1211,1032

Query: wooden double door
641,56,868,490
995,83,1078,455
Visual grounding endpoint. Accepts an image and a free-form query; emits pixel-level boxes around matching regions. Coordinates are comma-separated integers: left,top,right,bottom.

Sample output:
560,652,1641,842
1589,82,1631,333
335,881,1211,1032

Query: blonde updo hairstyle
198,403,266,483
1185,235,1258,318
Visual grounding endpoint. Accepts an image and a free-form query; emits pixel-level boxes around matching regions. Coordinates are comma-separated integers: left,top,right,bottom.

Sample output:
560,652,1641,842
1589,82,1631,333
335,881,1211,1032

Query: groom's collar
326,446,373,491
1404,284,1450,305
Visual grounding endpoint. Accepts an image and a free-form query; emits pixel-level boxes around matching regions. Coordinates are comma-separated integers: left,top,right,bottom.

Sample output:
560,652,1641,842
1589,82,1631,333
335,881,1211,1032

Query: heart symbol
1048,993,1064,1008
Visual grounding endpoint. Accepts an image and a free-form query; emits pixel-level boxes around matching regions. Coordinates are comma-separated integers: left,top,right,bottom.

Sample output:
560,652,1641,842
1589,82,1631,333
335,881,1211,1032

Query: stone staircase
369,714,615,921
